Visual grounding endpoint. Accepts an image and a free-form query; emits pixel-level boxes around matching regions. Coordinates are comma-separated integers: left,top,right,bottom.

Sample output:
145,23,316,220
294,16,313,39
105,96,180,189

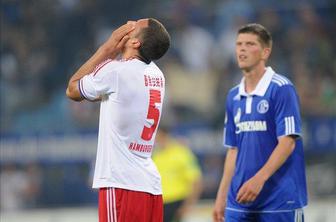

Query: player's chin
238,61,255,70
237,63,249,70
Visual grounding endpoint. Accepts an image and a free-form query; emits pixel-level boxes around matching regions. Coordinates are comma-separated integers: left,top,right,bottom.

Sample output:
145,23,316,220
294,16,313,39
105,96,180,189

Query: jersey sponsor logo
236,120,267,134
234,108,267,133
257,99,269,114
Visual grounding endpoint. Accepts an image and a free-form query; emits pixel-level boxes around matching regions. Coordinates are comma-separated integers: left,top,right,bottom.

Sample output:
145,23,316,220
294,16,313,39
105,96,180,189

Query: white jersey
79,59,165,195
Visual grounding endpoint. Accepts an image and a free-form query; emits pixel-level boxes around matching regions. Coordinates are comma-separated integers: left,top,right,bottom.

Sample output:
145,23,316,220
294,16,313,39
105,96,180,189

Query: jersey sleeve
79,61,118,101
223,94,237,148
274,85,302,138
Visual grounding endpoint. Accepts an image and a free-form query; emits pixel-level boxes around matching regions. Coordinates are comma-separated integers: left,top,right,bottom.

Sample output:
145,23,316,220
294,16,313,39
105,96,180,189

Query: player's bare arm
213,148,237,222
66,23,135,101
236,136,296,204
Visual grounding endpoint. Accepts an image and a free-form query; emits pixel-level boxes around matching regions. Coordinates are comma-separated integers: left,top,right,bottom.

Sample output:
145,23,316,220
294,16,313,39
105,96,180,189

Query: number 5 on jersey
141,89,162,141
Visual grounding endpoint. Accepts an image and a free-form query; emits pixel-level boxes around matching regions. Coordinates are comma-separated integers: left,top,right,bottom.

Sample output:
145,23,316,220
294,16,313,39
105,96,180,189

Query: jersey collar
237,66,274,98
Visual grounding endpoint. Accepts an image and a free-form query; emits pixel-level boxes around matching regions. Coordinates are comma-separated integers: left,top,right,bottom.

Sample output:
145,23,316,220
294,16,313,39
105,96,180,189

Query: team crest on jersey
257,99,269,114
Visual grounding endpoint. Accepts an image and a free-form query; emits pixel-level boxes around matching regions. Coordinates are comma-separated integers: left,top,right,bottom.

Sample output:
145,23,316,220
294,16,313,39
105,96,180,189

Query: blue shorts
225,208,304,222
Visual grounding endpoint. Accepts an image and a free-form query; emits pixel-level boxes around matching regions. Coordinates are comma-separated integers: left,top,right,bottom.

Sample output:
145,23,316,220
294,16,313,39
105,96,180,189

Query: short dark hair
138,18,171,63
238,23,272,48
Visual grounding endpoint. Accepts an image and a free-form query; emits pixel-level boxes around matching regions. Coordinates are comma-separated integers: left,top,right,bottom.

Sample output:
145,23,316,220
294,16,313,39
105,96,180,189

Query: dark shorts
163,200,184,222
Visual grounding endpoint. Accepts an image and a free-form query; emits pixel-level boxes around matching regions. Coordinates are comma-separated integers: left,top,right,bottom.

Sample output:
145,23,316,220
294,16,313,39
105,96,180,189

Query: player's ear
130,38,141,49
262,47,271,60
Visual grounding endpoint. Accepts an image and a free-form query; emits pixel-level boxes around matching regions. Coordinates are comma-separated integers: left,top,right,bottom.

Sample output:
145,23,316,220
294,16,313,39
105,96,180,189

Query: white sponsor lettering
236,121,267,134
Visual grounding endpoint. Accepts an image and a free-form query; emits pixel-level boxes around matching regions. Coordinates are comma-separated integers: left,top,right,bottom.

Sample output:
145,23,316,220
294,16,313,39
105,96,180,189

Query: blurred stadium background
1,0,335,221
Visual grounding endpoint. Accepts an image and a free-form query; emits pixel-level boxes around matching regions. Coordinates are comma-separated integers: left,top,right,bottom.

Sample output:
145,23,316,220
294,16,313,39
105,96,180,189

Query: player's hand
102,22,135,58
213,198,225,222
236,175,265,204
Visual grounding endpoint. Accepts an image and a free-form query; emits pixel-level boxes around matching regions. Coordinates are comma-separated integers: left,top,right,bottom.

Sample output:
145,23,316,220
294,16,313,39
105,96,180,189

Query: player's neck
122,49,136,60
242,64,266,94
122,50,150,64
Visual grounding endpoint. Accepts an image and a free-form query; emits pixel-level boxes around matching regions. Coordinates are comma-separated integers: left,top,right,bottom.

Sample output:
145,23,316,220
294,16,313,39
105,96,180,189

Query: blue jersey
223,67,307,212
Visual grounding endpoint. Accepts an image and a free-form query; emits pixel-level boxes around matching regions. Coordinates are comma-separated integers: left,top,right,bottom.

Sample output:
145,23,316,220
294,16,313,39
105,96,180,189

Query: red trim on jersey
98,187,163,222
93,59,113,76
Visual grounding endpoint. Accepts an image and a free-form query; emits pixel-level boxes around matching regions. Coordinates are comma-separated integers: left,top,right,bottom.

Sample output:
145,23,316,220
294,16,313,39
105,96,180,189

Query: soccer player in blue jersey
213,23,307,222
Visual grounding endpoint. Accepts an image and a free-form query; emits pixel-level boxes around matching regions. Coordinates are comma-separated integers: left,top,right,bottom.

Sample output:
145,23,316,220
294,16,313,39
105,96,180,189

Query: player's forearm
216,148,237,203
69,46,112,84
255,136,296,182
66,46,112,100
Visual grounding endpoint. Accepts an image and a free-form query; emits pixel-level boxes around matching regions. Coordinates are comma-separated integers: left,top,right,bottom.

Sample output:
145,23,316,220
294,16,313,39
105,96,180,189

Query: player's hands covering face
102,23,135,58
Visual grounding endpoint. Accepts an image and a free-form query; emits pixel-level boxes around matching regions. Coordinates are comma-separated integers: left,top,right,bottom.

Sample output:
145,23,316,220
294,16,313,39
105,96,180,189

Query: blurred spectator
153,126,203,222
214,0,255,36
174,23,215,72
24,163,42,208
0,163,40,211
200,154,224,199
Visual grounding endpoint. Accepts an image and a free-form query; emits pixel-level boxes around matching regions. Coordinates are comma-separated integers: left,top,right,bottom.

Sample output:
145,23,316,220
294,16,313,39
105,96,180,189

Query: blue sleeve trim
78,78,96,101
78,79,87,99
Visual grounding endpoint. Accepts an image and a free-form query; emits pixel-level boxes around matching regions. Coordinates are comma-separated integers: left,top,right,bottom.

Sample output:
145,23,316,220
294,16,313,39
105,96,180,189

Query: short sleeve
79,60,118,100
274,85,302,138
223,94,237,148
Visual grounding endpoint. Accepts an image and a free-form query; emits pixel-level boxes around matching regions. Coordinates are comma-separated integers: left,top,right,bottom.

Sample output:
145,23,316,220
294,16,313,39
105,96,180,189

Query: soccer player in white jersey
213,24,307,222
66,18,170,222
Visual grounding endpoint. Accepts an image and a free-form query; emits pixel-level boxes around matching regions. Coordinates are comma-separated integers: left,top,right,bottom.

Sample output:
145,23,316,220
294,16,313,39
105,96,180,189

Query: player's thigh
98,187,116,222
99,187,163,222
115,188,163,222
258,209,304,222
225,210,257,222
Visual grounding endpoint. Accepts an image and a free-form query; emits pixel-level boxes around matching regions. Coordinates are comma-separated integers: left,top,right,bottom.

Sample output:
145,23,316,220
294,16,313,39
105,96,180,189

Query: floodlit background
1,0,335,221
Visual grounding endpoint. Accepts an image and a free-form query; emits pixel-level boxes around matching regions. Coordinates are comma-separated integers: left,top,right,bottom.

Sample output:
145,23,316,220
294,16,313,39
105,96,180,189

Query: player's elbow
65,86,75,100
66,83,83,101
65,86,73,99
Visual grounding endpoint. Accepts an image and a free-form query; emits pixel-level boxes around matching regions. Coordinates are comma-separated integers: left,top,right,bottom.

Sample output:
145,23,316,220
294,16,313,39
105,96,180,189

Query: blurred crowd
1,0,335,134
0,161,95,211
0,163,41,211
